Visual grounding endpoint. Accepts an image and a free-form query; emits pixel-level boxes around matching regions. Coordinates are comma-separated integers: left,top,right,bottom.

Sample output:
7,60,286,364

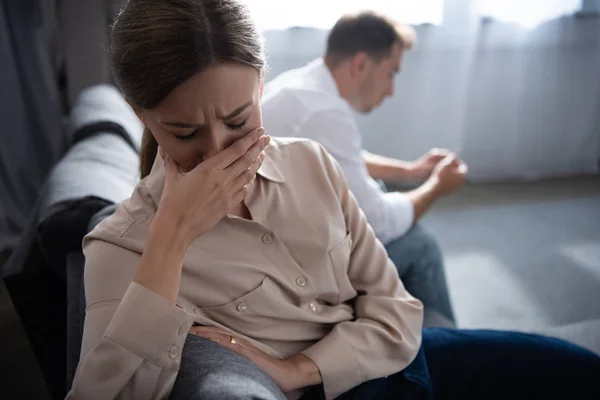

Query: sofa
1,84,142,398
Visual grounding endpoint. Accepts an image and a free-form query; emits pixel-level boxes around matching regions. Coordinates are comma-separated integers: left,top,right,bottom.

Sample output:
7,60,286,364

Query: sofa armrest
66,251,86,392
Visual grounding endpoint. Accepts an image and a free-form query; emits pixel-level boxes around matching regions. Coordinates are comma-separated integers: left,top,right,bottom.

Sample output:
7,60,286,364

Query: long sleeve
67,236,195,400
301,143,424,399
294,109,414,244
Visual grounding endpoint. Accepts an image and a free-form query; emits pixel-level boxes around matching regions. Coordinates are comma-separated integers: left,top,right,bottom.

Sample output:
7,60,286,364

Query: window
476,0,581,29
242,0,444,30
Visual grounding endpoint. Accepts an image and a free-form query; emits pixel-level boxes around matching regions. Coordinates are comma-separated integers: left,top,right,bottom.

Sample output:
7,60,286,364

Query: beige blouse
68,137,423,400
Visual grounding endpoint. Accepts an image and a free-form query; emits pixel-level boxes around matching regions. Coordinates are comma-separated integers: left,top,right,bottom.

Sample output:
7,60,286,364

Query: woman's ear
259,70,265,98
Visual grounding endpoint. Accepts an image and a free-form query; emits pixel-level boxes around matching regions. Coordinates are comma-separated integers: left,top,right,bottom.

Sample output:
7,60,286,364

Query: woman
69,0,600,399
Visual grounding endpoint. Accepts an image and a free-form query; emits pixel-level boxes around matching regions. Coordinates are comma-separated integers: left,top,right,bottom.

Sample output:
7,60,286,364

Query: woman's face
137,63,263,172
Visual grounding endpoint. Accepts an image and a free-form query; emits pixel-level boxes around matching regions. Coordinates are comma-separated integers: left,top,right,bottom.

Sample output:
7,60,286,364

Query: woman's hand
134,128,269,303
157,127,270,245
190,326,322,393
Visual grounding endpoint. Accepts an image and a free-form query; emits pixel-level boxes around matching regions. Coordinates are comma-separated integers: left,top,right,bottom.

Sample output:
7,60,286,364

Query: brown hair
109,0,266,178
325,11,416,67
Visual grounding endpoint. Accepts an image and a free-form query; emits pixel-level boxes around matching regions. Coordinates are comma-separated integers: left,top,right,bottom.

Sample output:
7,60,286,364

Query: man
262,11,468,327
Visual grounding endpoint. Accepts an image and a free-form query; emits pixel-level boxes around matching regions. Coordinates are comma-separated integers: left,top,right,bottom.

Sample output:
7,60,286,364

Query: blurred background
1,0,599,398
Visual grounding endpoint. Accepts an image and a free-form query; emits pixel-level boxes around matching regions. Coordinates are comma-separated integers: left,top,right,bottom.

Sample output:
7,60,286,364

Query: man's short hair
325,11,416,66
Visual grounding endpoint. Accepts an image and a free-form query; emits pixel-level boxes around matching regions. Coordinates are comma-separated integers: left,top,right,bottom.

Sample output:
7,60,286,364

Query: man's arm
294,110,415,243
362,150,415,181
363,148,454,182
405,155,468,221
404,181,441,222
362,151,448,222
294,109,466,242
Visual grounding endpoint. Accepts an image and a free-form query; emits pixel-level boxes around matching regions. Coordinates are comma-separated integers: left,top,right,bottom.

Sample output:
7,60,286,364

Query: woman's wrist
152,209,195,251
287,354,322,390
134,212,192,303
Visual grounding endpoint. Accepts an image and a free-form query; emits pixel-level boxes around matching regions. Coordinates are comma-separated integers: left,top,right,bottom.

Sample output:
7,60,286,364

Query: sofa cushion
36,84,142,281
38,196,111,282
67,84,143,151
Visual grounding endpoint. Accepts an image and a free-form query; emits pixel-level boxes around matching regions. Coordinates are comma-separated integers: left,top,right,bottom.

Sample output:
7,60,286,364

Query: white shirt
262,58,414,245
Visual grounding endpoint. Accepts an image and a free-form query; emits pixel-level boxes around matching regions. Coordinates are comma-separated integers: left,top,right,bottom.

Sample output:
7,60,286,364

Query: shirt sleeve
294,108,414,245
67,236,196,400
301,142,424,400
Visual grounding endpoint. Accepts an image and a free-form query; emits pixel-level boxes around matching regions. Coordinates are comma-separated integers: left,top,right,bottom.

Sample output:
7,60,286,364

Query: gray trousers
170,334,288,400
377,181,455,326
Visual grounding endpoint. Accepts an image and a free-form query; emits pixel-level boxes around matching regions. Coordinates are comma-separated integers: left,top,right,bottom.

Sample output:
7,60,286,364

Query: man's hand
410,148,453,181
429,154,468,197
405,153,467,222
190,326,321,392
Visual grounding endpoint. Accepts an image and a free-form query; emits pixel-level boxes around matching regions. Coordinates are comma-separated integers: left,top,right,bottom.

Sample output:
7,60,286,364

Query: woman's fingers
211,127,265,170
190,326,253,349
228,180,254,206
230,152,263,191
194,331,228,345
160,147,181,179
226,135,269,180
190,327,226,343
184,128,267,189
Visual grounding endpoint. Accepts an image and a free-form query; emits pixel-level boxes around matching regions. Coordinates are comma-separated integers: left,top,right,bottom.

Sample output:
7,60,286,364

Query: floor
421,175,600,331
0,175,599,399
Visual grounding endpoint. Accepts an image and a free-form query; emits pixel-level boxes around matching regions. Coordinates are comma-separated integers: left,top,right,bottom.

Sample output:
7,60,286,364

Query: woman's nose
204,129,233,158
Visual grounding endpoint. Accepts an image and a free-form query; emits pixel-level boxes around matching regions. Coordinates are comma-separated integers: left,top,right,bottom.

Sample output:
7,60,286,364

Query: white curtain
261,0,600,182
244,0,444,29
477,0,581,29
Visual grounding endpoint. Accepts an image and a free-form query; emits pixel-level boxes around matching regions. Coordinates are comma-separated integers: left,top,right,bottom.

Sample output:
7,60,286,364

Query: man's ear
125,97,145,124
350,52,369,77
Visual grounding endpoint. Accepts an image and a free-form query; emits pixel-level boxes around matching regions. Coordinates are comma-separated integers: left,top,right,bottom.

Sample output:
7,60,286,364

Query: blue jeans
385,224,455,325
327,329,600,400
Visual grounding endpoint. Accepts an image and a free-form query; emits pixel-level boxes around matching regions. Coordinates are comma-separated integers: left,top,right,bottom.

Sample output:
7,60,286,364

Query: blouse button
237,302,248,312
169,346,178,359
308,301,318,313
296,277,307,287
262,234,273,244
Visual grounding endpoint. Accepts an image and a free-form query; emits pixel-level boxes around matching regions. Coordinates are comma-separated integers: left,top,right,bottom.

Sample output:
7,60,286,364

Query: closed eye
226,120,247,130
174,130,198,141
173,119,247,140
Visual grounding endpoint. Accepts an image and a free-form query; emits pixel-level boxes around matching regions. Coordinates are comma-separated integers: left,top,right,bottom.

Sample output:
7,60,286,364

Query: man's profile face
358,42,404,114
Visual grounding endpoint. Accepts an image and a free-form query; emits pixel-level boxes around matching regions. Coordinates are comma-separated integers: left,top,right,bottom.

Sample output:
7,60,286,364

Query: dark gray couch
1,84,142,398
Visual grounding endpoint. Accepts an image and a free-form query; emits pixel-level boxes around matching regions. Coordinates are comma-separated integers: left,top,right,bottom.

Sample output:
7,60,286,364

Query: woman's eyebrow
162,121,199,129
220,101,253,120
161,101,253,128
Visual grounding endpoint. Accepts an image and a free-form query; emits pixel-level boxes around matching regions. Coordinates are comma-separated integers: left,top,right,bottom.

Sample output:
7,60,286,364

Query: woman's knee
172,335,286,400
173,372,283,400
